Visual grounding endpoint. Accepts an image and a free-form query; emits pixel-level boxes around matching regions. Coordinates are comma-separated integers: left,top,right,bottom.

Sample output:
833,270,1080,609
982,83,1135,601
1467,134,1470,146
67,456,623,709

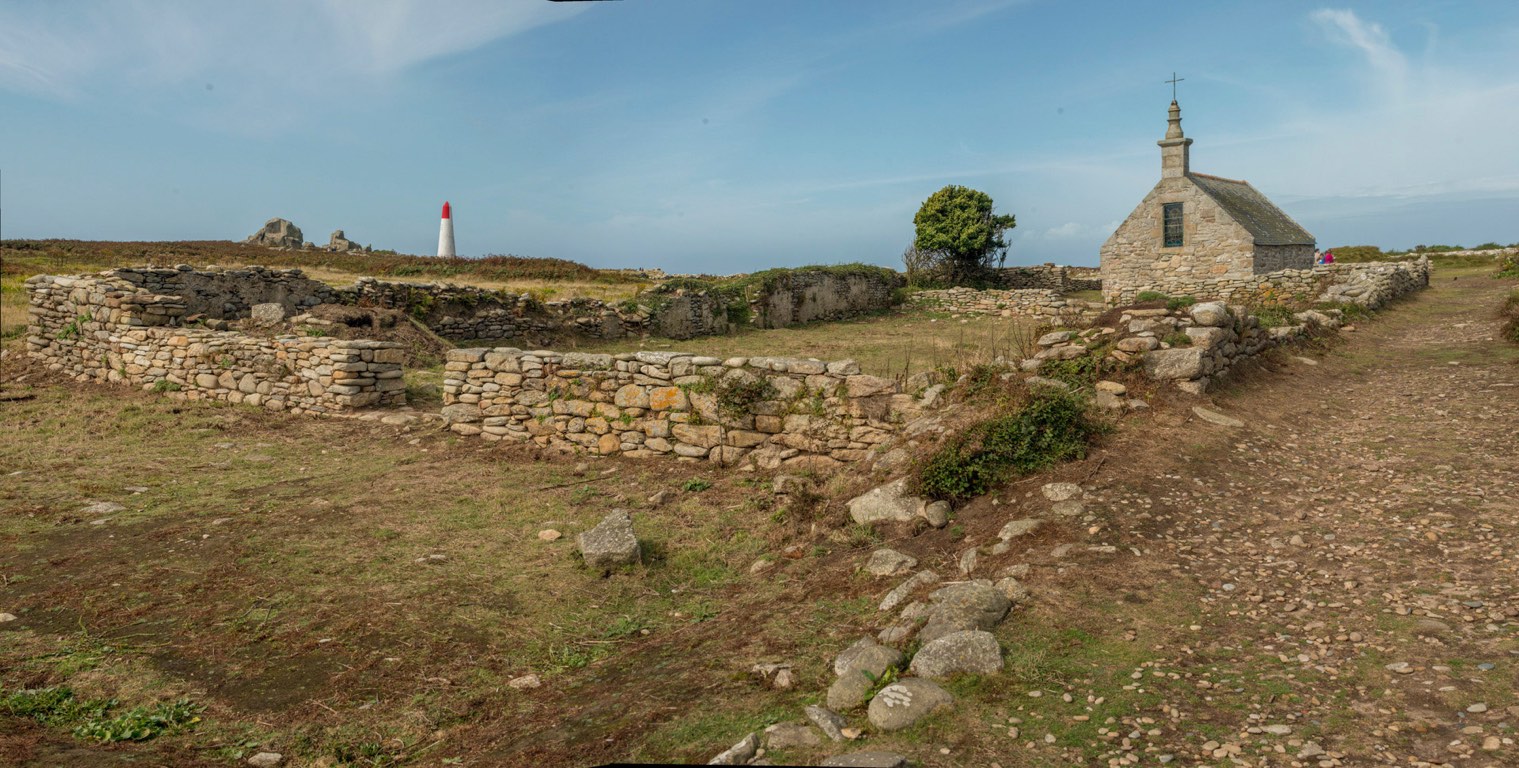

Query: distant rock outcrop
243,218,305,249
326,230,368,253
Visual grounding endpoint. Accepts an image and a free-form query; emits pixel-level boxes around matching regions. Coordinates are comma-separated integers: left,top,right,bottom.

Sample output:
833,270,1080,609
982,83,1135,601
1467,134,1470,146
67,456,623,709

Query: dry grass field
4,250,1517,767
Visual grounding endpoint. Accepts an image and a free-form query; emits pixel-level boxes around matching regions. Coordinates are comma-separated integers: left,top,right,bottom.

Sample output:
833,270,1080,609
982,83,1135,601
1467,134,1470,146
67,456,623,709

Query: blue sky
2,1,1517,271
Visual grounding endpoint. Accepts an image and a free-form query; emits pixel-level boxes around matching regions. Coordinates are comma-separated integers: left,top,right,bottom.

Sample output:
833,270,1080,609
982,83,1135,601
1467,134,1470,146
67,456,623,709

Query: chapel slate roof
1188,173,1315,246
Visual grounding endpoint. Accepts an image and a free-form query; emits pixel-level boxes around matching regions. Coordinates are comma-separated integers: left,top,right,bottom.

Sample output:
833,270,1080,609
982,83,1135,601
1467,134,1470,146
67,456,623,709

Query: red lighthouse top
441,201,451,219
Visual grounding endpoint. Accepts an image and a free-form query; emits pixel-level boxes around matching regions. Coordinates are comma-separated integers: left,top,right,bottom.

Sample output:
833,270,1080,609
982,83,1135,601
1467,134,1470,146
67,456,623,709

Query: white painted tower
437,201,455,257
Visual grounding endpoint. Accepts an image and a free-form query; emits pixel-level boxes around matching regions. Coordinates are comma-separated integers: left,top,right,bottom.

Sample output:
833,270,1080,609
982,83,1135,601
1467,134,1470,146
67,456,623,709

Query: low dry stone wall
1026,300,1345,395
749,268,904,329
1103,258,1430,308
994,264,1102,292
26,273,404,413
907,288,1102,323
441,349,915,469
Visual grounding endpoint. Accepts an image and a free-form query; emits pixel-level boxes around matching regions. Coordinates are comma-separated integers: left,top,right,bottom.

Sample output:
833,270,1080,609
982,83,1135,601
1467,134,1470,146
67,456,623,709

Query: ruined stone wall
107,265,340,319
441,349,914,470
993,264,1102,292
750,269,903,329
907,288,1102,324
1100,178,1256,304
1027,300,1339,396
25,274,404,413
1100,258,1430,309
347,277,728,342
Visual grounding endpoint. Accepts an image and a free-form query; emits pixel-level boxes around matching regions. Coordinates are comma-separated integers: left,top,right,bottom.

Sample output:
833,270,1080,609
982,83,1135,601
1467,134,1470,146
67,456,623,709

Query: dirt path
1075,271,1519,766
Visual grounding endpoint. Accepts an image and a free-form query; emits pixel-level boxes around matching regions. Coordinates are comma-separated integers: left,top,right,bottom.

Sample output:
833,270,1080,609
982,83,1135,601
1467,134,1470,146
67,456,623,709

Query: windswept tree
910,185,1016,286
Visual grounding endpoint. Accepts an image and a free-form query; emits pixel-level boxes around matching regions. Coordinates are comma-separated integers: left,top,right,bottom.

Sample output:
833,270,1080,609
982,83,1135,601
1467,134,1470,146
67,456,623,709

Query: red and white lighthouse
437,201,455,258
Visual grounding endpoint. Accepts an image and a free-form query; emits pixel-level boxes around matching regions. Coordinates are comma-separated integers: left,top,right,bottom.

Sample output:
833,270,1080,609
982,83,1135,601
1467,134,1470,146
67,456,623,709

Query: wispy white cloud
1311,8,1409,93
0,1,585,130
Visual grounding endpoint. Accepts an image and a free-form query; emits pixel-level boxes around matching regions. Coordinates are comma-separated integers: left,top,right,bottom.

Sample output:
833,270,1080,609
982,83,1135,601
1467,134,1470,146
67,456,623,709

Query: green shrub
1165,295,1197,311
714,376,778,417
1161,331,1193,347
150,379,182,393
1039,354,1101,387
1251,305,1298,328
912,389,1102,504
682,478,712,493
1497,254,1519,279
1134,291,1169,303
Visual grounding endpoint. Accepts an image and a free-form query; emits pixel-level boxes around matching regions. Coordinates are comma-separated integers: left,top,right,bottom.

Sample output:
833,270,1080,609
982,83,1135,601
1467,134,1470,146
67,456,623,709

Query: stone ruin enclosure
26,268,405,414
25,264,922,466
23,254,1432,463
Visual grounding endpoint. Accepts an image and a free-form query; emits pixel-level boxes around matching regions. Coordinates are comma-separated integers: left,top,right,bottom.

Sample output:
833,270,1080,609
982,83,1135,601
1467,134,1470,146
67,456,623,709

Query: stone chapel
1099,101,1316,304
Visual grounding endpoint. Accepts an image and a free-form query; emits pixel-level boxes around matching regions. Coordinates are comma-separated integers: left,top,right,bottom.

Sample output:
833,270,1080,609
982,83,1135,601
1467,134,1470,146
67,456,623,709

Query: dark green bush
714,376,778,417
1134,291,1169,303
913,389,1101,504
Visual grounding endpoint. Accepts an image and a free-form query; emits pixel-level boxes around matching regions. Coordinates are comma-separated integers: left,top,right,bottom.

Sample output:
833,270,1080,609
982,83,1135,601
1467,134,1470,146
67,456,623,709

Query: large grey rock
1036,330,1075,346
878,570,939,612
1185,326,1229,348
1040,482,1083,502
708,732,758,765
866,678,954,732
847,478,926,525
832,637,886,676
1094,391,1125,411
908,630,1003,680
1143,347,1206,380
440,403,482,425
576,510,641,570
763,722,822,750
1190,301,1231,327
243,217,304,249
921,500,950,528
326,229,362,252
827,642,904,711
1294,310,1339,329
918,581,1012,643
865,548,918,577
250,303,285,325
820,752,910,768
997,518,1042,541
804,705,848,742
1191,406,1244,428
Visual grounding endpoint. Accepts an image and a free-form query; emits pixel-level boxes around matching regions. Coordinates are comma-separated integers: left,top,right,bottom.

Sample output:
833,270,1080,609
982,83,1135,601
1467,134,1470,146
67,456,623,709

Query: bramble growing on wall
912,388,1101,504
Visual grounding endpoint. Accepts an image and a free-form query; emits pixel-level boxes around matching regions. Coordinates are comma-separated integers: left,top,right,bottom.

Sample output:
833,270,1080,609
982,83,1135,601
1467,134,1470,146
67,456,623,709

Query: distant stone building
1100,101,1315,304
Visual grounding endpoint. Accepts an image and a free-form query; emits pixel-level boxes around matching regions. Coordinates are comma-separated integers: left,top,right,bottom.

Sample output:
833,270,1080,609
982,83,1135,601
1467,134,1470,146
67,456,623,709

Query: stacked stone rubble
441,349,915,468
1026,300,1335,394
26,273,404,413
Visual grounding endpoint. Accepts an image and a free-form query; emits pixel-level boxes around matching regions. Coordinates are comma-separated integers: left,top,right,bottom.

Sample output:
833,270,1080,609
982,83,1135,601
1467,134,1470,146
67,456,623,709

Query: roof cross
1166,72,1185,101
